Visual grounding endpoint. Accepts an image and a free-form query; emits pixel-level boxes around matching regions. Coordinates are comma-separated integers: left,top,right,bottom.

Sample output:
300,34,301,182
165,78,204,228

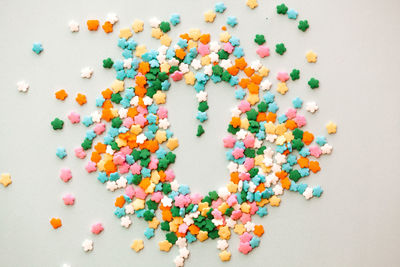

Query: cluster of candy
33,2,337,266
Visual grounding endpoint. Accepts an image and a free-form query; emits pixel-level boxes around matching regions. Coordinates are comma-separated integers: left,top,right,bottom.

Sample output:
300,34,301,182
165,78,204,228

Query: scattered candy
306,50,318,63
0,173,12,187
298,20,309,32
275,43,286,55
308,77,319,89
51,118,64,130
246,0,258,9
276,4,288,14
20,3,336,266
60,168,72,183
32,42,43,54
91,223,104,234
56,147,67,159
326,121,337,134
82,239,93,252
62,193,75,205
305,101,318,113
17,80,29,93
87,20,99,31
287,9,298,19
131,239,144,252
80,67,93,79
50,218,62,229
69,20,79,32
55,89,68,100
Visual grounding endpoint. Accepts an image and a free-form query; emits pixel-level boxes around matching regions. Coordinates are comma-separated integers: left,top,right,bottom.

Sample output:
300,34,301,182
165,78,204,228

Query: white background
0,0,399,266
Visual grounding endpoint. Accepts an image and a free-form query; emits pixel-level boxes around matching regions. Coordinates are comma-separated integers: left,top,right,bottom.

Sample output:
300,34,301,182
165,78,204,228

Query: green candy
308,78,319,89
159,21,171,33
298,20,309,32
276,3,288,14
290,69,300,81
289,170,301,182
111,117,122,128
198,101,209,112
275,43,287,55
110,93,122,104
102,57,114,68
81,138,93,150
254,34,266,45
196,124,205,137
51,118,64,130
143,210,155,221
166,232,178,244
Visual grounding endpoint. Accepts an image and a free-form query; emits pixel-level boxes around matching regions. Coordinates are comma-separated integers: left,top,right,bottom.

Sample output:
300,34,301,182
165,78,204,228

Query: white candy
149,17,161,28
17,80,29,93
303,187,314,200
305,101,319,113
120,216,132,228
80,67,93,79
69,20,79,32
82,239,93,252
260,79,272,90
106,13,119,24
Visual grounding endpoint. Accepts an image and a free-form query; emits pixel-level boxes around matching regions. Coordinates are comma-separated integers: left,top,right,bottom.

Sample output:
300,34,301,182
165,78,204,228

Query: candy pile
16,2,337,266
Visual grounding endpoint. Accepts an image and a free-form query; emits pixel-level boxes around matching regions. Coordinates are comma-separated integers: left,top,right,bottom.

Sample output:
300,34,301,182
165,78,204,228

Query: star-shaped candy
17,81,29,93
219,250,231,261
306,101,319,113
179,247,190,259
287,9,298,19
290,69,300,81
0,173,12,187
217,239,229,250
106,181,118,191
275,43,287,55
246,0,258,9
131,239,144,252
106,13,119,24
32,42,43,54
91,223,104,234
51,118,64,130
276,82,288,95
69,20,79,32
269,195,281,206
204,10,216,23
326,121,337,134
298,20,310,32
276,3,288,14
306,50,318,63
80,67,93,79
227,16,238,27
174,256,185,267
321,144,333,154
292,97,303,109
227,162,238,173
254,34,265,45
308,77,319,89
303,187,314,200
50,218,62,229
82,239,94,252
67,111,80,124
260,79,272,90
62,193,75,205
55,89,68,100
121,216,132,228
175,237,187,248
313,186,324,197
56,147,67,159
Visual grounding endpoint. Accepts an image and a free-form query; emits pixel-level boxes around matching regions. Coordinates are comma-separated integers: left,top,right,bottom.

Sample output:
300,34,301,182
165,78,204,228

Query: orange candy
302,131,314,145
235,58,247,70
114,195,126,208
309,161,321,173
102,21,113,33
297,157,309,168
199,34,210,44
75,93,87,105
281,177,291,189
253,225,264,237
55,89,68,100
50,218,62,229
87,20,100,31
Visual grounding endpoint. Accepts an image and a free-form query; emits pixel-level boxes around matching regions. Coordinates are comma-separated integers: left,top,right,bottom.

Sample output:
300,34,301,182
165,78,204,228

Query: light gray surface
0,0,399,266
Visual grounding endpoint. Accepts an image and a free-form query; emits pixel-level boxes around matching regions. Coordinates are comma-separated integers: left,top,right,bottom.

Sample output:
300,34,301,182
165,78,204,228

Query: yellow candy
166,138,179,150
130,239,144,252
197,231,209,242
111,80,124,93
119,28,132,39
159,240,173,252
219,250,231,261
131,20,144,33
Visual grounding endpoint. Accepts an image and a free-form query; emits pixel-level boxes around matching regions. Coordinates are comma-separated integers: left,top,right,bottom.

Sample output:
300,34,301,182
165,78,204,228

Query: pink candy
74,147,86,159
170,71,183,81
60,168,72,183
256,45,270,58
62,193,75,205
67,111,81,124
277,71,289,82
91,223,104,235
94,123,106,135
